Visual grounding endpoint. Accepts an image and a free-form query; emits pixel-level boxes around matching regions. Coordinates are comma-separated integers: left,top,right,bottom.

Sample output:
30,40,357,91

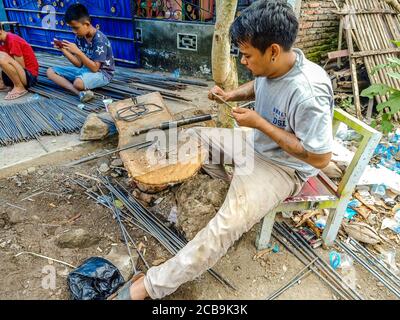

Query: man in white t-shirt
111,0,334,300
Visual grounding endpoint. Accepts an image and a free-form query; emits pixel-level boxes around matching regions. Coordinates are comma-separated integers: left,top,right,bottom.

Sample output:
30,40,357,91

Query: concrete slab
0,133,85,170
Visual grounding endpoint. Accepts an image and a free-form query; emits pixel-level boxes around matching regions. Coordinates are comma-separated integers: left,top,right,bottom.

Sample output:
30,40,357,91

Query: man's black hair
230,0,299,52
65,3,90,23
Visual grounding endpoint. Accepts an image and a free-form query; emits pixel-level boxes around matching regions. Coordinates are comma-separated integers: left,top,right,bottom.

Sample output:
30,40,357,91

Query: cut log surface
109,92,207,189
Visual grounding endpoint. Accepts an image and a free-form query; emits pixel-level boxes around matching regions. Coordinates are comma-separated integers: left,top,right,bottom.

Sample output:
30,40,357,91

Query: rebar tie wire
116,97,163,122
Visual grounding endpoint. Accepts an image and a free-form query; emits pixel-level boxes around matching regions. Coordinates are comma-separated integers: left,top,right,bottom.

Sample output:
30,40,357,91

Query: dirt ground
0,80,399,301
0,150,398,300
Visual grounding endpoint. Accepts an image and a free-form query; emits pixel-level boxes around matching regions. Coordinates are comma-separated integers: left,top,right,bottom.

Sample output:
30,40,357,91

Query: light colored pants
144,128,304,299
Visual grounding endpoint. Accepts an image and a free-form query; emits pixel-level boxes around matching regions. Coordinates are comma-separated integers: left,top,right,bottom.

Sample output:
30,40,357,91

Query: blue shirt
75,30,115,80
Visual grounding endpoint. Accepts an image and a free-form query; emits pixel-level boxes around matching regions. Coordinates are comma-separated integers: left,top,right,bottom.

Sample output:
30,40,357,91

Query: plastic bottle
370,184,387,199
329,251,354,269
27,94,40,102
336,128,362,141
172,68,180,79
374,144,386,155
381,153,397,171
395,209,400,223
329,251,357,289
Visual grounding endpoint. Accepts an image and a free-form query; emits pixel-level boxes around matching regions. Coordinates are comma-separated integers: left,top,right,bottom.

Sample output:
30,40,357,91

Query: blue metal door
2,0,140,66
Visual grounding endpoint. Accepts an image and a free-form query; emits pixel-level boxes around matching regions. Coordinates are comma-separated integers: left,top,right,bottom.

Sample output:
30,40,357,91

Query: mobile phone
53,39,64,49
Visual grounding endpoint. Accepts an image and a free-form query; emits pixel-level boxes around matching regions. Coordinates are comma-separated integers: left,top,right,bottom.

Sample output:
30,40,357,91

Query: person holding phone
47,4,115,103
0,25,39,100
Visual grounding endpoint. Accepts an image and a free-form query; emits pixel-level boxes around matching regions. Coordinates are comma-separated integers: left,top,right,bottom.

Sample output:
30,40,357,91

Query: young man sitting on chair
110,0,334,300
47,4,115,103
0,25,39,100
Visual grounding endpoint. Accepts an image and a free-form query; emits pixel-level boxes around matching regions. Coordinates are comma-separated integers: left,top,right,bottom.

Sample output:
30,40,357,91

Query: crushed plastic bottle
103,98,113,112
395,209,400,223
329,251,357,290
344,207,358,220
329,251,354,269
27,94,40,102
172,69,180,79
315,217,327,229
336,128,363,141
380,154,397,171
381,218,400,234
379,249,399,275
348,199,362,209
370,184,387,199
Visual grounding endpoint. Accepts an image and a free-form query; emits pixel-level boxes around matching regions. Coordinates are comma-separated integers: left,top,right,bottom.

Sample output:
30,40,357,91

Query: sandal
4,90,28,100
107,272,145,300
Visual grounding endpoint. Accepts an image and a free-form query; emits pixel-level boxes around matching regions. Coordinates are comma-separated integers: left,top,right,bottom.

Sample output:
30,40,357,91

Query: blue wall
0,1,6,21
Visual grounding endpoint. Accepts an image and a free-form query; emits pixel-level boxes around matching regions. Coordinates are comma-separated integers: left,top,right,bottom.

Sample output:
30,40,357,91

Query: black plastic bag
67,257,125,300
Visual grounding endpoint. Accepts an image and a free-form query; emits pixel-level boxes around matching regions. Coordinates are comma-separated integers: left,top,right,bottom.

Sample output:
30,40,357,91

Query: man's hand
232,107,264,129
62,41,81,55
208,85,231,103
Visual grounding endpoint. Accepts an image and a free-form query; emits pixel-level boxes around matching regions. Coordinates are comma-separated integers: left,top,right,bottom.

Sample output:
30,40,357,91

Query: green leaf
114,199,124,209
55,113,63,121
370,119,377,128
390,40,400,48
376,91,400,114
381,118,394,134
371,63,390,75
361,84,392,98
388,72,400,81
387,57,400,66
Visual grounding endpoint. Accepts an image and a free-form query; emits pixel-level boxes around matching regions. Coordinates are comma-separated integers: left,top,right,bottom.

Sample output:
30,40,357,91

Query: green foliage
360,40,400,134
339,96,354,110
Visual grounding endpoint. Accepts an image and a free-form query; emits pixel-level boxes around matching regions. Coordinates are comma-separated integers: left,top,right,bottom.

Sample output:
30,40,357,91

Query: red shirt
0,33,39,77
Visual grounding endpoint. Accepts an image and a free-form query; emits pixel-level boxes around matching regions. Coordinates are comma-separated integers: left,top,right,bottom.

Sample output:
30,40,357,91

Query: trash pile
277,123,400,299
372,130,400,175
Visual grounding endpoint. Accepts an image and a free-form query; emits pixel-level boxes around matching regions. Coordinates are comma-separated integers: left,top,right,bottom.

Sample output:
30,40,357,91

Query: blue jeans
52,66,110,90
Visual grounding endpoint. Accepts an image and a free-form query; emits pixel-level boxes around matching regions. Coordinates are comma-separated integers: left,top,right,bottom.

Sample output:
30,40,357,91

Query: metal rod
66,140,154,166
280,222,364,300
348,238,400,284
272,225,352,300
266,258,318,300
336,240,400,298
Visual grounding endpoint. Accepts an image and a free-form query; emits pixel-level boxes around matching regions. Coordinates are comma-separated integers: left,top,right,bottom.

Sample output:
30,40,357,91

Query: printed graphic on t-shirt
75,31,115,80
272,107,287,129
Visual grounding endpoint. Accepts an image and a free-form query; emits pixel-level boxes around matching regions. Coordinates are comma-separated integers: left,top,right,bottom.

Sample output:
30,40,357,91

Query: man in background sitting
0,24,39,100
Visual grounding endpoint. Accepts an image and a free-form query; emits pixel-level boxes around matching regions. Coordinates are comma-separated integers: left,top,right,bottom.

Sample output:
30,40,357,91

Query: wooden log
109,92,208,192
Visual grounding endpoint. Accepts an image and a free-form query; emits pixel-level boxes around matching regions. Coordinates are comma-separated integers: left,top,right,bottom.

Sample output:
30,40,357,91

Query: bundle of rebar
72,175,237,291
32,52,207,107
336,238,400,299
270,222,364,300
0,98,89,146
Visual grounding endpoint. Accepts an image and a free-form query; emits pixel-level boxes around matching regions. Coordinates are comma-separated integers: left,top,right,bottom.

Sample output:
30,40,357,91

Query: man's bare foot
129,275,149,300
